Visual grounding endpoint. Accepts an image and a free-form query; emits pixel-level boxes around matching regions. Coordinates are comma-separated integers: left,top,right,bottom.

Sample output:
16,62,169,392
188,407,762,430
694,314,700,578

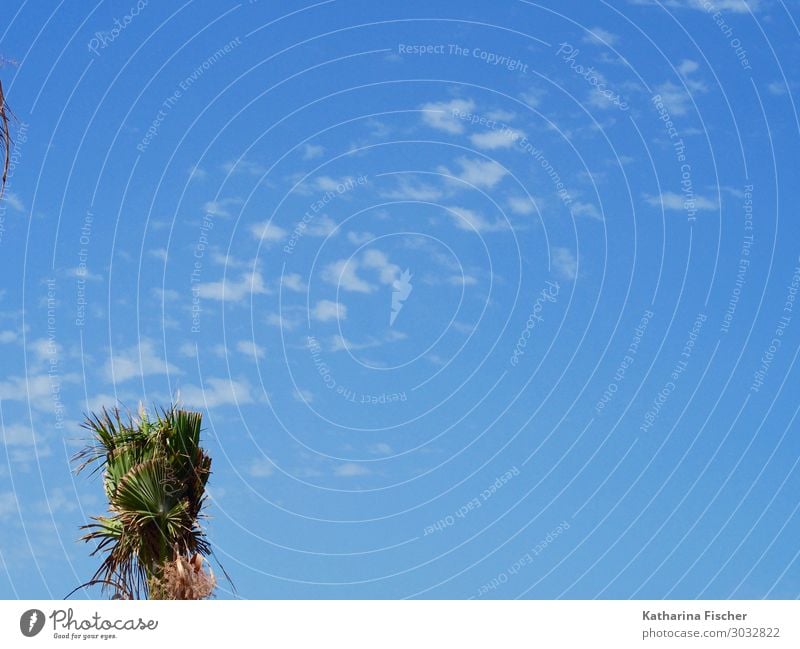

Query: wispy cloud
629,0,760,12
322,259,374,293
507,196,539,215
321,250,400,293
552,247,578,280
178,377,256,408
301,143,325,159
447,206,508,232
196,270,270,302
329,330,407,352
281,273,307,293
188,166,207,181
469,128,524,150
653,59,706,116
0,493,18,520
106,339,180,383
420,98,476,134
583,26,619,46
381,178,444,201
2,192,25,213
222,157,267,177
203,198,242,218
312,299,347,322
645,191,718,211
249,221,288,242
334,462,370,477
1,422,41,447
236,340,266,358
439,157,508,190
571,201,603,220
248,457,275,477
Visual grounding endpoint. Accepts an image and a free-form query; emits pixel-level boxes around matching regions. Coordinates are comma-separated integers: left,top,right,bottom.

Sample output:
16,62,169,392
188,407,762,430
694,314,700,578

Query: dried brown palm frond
149,553,216,600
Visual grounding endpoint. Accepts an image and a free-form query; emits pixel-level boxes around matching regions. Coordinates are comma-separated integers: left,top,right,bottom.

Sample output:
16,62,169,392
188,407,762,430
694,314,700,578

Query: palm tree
1,76,15,198
74,404,217,599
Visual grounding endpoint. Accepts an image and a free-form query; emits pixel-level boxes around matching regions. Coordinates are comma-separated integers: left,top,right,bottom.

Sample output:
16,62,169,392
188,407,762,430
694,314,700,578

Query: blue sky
1,0,799,599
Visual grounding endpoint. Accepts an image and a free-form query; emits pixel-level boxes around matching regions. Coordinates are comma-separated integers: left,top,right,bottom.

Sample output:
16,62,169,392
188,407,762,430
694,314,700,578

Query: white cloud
179,342,197,358
322,250,401,293
0,330,18,344
469,128,524,150
369,443,393,456
249,221,287,242
0,492,18,520
301,143,325,159
347,231,373,245
210,252,250,269
678,59,700,76
316,176,354,192
361,249,400,284
571,201,603,220
677,59,707,92
2,423,39,446
487,109,516,122
420,98,476,134
653,57,708,116
188,166,207,181
222,157,267,176
35,487,80,515
441,157,508,189
322,259,374,293
28,337,60,361
196,270,270,302
382,178,444,201
152,287,180,301
629,0,760,12
0,373,78,408
645,191,718,211
3,192,25,213
281,273,307,293
265,311,302,330
248,457,275,477
447,206,508,232
150,247,168,261
767,81,790,96
83,392,127,413
312,300,347,322
179,377,256,409
584,26,619,46
106,339,180,383
304,215,338,237
447,274,478,286
293,388,314,403
552,247,578,280
66,266,103,282
507,196,538,215
653,81,692,116
520,88,545,108
334,462,370,477
203,198,242,218
236,340,266,358
329,330,407,352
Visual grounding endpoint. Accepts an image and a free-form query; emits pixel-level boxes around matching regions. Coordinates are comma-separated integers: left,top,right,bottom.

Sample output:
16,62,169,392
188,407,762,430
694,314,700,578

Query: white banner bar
1,600,797,648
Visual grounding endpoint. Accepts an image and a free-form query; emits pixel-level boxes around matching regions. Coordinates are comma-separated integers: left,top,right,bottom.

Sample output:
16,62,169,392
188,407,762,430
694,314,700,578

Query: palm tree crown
74,404,215,599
